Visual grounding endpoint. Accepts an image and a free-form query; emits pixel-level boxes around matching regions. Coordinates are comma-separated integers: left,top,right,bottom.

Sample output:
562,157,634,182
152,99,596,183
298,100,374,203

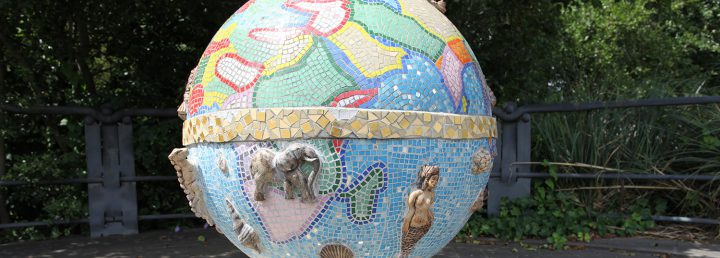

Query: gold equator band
182,107,497,145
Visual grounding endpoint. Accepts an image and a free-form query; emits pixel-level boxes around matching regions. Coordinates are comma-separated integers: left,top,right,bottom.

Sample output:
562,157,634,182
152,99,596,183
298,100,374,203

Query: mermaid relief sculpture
250,144,321,203
401,165,440,257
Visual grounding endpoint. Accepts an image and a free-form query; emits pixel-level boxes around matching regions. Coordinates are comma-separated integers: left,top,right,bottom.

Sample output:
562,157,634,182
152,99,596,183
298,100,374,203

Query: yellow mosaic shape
328,22,406,78
262,35,314,76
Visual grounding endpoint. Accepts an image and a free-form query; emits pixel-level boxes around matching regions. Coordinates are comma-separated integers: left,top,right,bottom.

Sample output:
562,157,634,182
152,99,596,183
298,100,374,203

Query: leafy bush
460,164,659,249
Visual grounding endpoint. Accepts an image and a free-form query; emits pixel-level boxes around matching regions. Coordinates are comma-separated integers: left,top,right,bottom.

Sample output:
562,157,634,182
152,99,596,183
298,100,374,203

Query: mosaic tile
185,138,493,258
171,0,498,257
182,108,497,145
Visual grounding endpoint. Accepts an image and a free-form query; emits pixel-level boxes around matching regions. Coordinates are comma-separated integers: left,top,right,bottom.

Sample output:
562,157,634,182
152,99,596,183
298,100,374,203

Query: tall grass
532,104,720,222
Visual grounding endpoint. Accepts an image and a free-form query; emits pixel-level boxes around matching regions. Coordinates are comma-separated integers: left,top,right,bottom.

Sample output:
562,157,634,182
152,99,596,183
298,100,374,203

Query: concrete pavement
1,228,718,258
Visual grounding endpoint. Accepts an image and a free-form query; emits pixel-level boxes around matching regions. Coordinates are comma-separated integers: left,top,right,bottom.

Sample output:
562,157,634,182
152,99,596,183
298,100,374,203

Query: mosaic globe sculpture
169,0,497,257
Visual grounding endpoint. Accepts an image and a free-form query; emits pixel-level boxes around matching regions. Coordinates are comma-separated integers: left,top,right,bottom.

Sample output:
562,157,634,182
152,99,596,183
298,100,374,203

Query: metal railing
0,106,192,235
488,96,720,225
0,96,719,237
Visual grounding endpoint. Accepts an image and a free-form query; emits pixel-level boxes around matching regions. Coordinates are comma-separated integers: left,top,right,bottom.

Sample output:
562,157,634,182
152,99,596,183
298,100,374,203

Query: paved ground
1,228,718,258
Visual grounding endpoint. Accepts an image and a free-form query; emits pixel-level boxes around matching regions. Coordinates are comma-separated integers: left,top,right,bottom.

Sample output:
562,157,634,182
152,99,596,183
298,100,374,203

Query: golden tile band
182,108,497,145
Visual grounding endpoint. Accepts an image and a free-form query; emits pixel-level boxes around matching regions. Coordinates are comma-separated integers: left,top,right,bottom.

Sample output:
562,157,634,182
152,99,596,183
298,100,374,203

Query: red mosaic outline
330,88,378,108
188,84,205,116
285,0,351,37
214,53,265,93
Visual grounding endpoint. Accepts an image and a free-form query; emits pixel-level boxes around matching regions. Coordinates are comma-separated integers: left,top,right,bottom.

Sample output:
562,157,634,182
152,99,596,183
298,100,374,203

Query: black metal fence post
85,111,138,237
85,116,103,236
487,103,533,215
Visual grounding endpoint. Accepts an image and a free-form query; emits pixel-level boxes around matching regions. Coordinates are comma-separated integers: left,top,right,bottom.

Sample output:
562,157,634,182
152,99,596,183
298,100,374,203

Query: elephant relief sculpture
250,144,321,203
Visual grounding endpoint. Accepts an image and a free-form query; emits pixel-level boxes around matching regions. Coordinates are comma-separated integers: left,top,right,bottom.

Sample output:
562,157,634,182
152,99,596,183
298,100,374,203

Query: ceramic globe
168,0,497,257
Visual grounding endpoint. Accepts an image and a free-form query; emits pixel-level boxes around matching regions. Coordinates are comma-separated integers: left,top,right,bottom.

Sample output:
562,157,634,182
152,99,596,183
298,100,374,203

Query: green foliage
533,105,720,219
451,0,720,246
0,0,239,241
460,165,658,249
1,0,719,244
449,0,720,103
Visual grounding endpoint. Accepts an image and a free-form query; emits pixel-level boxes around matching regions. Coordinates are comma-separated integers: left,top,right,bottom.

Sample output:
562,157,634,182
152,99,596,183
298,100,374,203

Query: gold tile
243,114,253,125
413,127,423,136
267,119,278,130
386,112,398,123
253,130,264,140
317,116,331,128
351,120,364,131
446,127,457,138
331,127,342,137
301,122,314,133
287,112,300,125
399,118,410,129
368,122,379,132
182,108,498,144
381,127,392,137
433,122,442,133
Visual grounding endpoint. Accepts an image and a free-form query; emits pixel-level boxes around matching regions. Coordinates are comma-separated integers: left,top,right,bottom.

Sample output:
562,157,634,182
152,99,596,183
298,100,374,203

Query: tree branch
0,21,70,153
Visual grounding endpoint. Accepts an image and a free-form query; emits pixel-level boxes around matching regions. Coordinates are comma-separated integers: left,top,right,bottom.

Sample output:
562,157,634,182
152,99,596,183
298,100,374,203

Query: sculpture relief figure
250,144,321,203
428,0,447,13
226,199,263,253
400,165,440,257
471,148,493,174
168,148,214,225
319,244,355,258
217,155,229,176
177,67,197,121
470,189,488,213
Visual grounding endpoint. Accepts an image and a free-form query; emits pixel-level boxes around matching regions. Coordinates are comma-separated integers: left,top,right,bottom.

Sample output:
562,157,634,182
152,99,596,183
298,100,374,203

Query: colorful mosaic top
172,1,497,257
184,0,495,119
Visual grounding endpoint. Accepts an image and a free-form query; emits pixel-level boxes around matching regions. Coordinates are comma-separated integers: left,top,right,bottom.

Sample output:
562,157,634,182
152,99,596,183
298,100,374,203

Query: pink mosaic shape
222,91,254,109
440,46,464,107
245,182,330,243
286,0,350,36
